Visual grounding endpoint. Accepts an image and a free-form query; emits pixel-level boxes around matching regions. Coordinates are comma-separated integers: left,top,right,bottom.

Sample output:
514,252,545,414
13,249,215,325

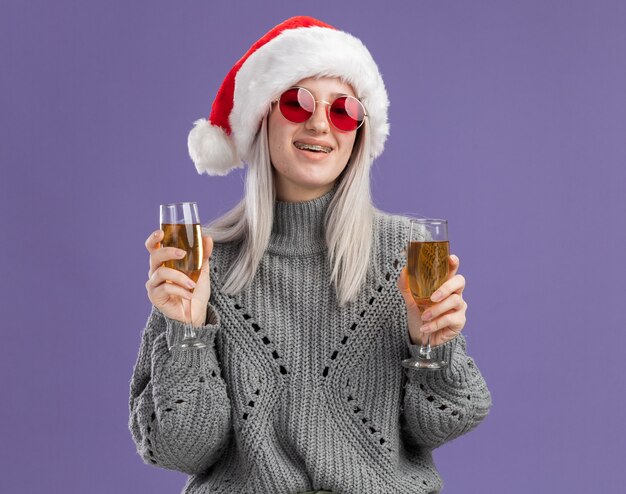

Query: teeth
294,142,332,153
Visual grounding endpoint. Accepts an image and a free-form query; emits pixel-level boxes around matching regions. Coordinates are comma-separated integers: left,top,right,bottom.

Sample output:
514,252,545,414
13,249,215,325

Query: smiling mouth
293,142,332,154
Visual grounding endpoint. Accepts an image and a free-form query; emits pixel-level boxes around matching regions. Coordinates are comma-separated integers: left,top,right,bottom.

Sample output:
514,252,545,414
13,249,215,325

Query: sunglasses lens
330,96,365,131
279,88,314,123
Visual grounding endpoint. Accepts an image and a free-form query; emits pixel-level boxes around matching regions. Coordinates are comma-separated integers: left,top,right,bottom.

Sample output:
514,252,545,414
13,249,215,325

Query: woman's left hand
397,255,467,347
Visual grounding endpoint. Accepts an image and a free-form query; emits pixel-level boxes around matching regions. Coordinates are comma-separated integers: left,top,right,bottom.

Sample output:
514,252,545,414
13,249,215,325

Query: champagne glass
159,202,206,350
402,218,449,370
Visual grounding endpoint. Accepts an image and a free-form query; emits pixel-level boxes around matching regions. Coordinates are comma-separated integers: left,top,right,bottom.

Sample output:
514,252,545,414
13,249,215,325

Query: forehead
294,76,356,97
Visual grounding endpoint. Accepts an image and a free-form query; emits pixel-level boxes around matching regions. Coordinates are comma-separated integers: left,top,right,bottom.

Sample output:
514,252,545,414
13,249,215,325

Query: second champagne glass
159,202,206,350
402,218,450,370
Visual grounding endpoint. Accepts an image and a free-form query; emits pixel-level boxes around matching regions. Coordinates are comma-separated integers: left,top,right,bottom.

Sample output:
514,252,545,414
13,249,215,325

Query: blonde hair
207,115,375,307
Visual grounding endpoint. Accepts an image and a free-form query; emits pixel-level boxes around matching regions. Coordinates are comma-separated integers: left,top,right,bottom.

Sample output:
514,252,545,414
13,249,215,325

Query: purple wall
2,1,624,492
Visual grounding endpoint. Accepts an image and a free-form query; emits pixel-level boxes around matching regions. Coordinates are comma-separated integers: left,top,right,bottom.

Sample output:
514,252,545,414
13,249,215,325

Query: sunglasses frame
274,86,368,132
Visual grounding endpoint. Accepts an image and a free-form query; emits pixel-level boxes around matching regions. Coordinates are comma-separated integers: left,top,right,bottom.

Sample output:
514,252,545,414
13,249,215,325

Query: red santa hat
188,16,389,176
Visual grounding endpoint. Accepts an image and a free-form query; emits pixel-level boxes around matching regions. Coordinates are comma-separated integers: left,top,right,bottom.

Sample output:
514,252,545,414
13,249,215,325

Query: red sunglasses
276,86,368,132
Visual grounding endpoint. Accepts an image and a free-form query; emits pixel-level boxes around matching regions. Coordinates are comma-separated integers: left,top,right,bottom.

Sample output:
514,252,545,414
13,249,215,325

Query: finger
421,309,466,334
447,254,460,280
197,256,211,281
191,238,214,302
149,247,188,277
147,266,197,291
150,281,194,302
145,229,163,253
431,274,466,302
429,326,459,347
420,312,454,334
397,267,409,294
193,258,212,301
397,267,416,304
202,235,214,260
421,293,464,322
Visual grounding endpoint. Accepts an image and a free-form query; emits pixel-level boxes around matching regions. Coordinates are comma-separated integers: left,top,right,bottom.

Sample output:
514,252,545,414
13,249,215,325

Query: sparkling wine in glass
159,202,206,350
402,218,450,370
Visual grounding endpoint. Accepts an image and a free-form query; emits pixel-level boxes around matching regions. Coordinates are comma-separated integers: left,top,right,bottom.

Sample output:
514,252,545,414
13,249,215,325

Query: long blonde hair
207,114,375,307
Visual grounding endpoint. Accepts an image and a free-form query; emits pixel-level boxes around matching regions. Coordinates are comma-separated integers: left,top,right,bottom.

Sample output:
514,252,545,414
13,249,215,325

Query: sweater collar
267,185,336,256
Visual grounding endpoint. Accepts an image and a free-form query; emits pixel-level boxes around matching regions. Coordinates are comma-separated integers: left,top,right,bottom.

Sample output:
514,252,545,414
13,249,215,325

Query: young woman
130,16,491,494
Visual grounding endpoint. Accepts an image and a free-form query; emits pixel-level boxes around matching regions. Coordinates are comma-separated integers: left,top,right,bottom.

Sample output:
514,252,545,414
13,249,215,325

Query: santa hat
188,16,389,176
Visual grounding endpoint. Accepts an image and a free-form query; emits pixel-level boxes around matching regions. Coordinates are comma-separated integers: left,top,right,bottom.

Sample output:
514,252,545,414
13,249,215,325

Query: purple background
2,1,625,492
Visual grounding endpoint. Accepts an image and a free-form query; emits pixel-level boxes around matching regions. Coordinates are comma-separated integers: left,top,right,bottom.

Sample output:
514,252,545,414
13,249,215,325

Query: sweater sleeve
401,334,492,450
128,305,232,474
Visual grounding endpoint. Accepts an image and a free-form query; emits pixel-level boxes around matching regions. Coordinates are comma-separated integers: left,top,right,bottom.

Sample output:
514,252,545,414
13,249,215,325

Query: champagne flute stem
184,297,196,340
179,297,196,341
420,332,432,359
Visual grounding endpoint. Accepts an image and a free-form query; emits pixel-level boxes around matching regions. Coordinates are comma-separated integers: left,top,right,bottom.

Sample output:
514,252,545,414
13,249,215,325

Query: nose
305,100,330,134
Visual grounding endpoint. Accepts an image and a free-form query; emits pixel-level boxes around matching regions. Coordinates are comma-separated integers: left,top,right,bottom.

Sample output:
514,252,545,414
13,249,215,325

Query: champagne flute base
402,357,448,370
175,338,206,350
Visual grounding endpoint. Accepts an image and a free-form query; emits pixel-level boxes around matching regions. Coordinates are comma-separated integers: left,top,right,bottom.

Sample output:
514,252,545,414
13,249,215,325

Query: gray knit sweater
129,188,492,493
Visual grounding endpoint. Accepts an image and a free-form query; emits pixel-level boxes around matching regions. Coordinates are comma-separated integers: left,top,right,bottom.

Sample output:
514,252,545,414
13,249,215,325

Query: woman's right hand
145,229,214,327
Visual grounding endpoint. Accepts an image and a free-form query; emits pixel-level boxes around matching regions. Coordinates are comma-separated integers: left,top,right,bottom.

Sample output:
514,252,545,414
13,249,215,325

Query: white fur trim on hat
187,119,242,176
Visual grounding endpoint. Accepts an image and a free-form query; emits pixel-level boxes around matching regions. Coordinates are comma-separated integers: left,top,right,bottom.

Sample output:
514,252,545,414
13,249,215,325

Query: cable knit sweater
129,188,492,494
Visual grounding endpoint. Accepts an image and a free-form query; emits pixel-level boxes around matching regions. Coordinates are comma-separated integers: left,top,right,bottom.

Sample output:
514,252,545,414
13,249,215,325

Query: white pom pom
187,119,242,176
